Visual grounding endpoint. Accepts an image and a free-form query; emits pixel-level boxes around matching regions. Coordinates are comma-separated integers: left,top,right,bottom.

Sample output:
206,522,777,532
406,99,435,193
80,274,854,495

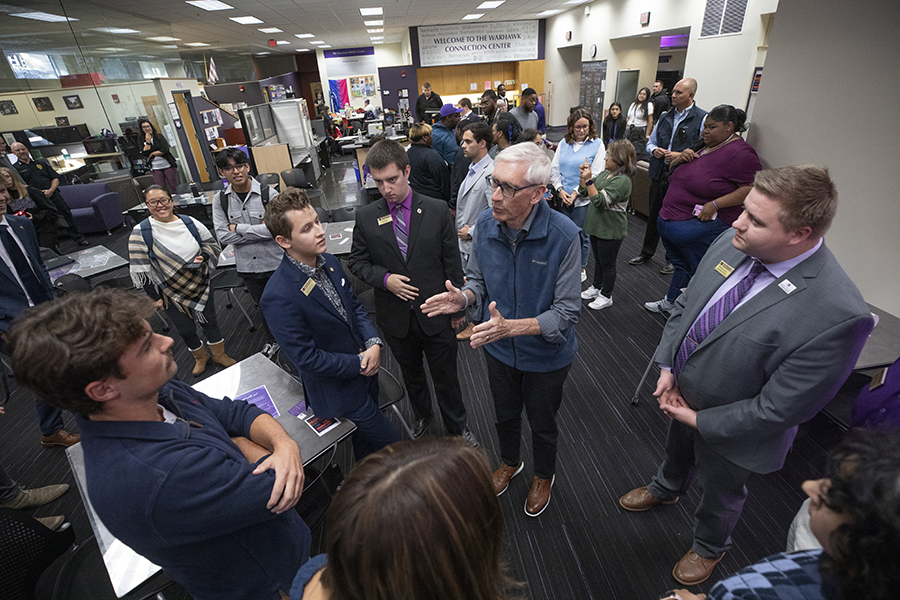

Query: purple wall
378,65,415,112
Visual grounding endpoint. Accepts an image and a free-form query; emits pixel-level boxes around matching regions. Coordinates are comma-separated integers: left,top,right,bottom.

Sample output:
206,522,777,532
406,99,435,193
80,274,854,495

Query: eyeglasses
220,163,250,174
573,124,590,131
486,176,542,198
146,198,172,207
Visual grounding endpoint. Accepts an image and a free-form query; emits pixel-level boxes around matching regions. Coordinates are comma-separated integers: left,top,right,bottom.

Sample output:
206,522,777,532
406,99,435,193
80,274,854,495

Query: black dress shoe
628,255,650,265
76,239,90,246
412,414,432,438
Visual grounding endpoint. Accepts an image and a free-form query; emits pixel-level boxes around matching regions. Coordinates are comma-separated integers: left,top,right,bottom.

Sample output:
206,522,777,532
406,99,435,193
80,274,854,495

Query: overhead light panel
256,51,271,55
536,9,561,16
275,40,290,45
367,28,384,33
321,45,332,48
259,27,282,33
147,36,181,42
309,40,325,44
90,27,141,34
296,48,310,52
230,16,263,24
564,0,589,4
185,0,234,10
369,36,383,40
295,33,314,38
161,45,179,49
359,7,383,16
185,42,210,46
11,11,78,22
462,14,484,20
477,1,505,8
372,41,384,45
364,20,383,26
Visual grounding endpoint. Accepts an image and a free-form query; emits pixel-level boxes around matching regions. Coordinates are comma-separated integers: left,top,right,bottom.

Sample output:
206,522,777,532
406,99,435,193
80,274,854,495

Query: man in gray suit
619,165,874,586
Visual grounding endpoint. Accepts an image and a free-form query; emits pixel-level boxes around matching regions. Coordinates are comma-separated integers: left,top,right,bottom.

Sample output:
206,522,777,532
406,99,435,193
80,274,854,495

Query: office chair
0,508,75,600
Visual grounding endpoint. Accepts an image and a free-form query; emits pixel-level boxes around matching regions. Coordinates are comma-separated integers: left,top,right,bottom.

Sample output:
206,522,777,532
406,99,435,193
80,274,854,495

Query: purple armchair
58,182,125,235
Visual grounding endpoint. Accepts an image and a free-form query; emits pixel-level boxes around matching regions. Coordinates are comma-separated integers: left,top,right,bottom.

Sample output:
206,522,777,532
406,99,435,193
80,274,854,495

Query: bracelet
462,292,469,310
712,200,719,210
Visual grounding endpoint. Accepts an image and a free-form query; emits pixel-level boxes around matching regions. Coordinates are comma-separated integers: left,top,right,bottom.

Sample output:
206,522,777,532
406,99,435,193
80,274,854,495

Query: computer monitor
311,119,326,138
383,112,395,127
367,122,384,136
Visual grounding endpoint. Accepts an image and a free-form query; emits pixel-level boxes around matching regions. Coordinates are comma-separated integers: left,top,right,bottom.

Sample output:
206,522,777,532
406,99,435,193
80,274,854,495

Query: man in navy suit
260,188,400,460
0,178,79,448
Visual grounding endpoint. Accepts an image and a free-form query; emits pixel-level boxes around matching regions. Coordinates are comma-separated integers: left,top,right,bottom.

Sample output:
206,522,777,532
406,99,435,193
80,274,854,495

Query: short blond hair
754,165,837,237
409,123,432,142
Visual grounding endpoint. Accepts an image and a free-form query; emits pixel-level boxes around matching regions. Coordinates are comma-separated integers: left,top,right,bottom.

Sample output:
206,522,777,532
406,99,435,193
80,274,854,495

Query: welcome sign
417,21,539,67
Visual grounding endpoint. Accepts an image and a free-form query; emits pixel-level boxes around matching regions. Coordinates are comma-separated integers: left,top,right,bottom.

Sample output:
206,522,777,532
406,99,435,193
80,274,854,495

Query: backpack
217,182,271,216
139,215,202,261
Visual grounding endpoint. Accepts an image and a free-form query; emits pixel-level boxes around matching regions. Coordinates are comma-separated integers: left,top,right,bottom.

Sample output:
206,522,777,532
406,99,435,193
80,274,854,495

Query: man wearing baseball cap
432,104,462,167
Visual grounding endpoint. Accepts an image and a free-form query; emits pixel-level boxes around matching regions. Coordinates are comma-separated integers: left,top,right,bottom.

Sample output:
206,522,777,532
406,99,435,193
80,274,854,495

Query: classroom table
48,245,128,282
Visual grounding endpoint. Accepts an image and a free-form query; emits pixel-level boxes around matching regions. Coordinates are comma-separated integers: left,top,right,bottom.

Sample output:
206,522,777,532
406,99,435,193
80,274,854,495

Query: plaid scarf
129,218,221,321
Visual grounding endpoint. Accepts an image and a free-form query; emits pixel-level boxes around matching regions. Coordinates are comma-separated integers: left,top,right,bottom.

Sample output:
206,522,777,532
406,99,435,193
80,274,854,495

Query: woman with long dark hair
602,102,627,146
139,118,178,194
626,87,653,157
1,166,59,251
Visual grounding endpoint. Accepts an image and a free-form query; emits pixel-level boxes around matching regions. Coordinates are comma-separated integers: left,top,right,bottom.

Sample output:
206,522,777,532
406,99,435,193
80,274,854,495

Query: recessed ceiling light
91,27,141,34
359,7,383,16
321,45,332,48
275,40,290,45
147,36,181,42
258,27,282,33
364,20,383,26
536,9,561,16
185,0,234,11
295,33,314,38
309,40,325,44
367,28,384,33
11,11,78,22
296,48,310,52
370,36,383,40
185,42,210,46
256,51,270,55
462,14,484,20
372,41,384,44
564,0,589,4
161,45,179,49
230,16,263,24
477,1,505,8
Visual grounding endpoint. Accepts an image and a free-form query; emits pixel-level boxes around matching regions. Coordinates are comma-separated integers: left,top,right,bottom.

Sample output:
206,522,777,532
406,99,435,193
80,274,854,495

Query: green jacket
579,170,632,240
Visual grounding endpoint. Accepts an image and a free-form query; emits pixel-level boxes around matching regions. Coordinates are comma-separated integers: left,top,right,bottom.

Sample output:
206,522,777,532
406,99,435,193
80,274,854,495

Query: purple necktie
393,205,408,261
673,260,767,381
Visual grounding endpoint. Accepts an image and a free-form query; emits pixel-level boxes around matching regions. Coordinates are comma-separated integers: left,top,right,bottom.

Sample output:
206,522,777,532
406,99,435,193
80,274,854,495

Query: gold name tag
301,279,316,296
714,261,734,277
377,214,393,226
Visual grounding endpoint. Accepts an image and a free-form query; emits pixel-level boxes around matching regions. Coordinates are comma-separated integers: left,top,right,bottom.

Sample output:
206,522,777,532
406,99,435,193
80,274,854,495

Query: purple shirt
659,138,761,225
382,187,413,289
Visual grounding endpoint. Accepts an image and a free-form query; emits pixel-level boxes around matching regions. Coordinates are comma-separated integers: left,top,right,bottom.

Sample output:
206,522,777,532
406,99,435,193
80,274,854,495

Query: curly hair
564,108,597,145
494,112,521,145
820,428,900,599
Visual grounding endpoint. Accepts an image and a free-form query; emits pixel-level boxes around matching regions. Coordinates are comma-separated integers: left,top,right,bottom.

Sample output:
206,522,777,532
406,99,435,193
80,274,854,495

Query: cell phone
15,210,28,217
184,256,204,269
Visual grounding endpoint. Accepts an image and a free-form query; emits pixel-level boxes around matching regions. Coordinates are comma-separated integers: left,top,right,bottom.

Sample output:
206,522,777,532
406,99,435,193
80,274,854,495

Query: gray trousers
647,420,751,559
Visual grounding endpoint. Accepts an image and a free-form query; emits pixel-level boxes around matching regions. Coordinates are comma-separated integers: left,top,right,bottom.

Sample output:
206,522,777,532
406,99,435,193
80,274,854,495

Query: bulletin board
350,76,376,98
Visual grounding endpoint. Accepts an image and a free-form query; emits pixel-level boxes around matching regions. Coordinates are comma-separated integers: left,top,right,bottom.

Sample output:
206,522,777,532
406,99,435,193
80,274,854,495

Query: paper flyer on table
306,415,341,437
233,385,279,418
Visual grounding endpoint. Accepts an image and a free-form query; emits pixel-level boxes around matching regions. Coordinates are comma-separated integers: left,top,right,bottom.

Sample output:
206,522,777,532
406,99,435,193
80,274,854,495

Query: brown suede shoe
524,475,555,517
492,461,524,496
456,323,475,341
672,549,724,586
0,484,69,510
619,486,679,511
36,515,65,531
40,430,80,448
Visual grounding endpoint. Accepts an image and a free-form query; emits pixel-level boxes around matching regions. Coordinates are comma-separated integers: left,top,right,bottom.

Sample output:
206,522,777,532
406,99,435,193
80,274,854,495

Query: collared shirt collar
389,187,413,214
287,253,326,276
753,237,823,278
468,152,490,174
673,102,695,119
498,197,540,240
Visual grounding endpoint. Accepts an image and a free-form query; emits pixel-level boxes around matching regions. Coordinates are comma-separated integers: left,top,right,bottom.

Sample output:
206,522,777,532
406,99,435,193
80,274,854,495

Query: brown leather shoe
673,549,724,585
492,461,524,496
619,486,679,512
0,484,69,510
525,474,555,517
40,430,80,448
456,323,475,341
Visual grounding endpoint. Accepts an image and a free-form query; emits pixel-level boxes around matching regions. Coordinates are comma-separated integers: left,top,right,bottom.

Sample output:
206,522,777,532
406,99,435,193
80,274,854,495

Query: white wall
543,0,778,126
746,0,900,315
610,35,660,99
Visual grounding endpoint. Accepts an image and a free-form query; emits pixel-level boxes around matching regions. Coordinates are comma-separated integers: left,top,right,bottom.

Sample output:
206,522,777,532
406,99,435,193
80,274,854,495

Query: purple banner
324,47,375,59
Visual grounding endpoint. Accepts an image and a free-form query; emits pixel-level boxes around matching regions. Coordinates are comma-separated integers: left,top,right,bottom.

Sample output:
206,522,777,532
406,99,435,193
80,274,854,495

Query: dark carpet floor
1,153,848,600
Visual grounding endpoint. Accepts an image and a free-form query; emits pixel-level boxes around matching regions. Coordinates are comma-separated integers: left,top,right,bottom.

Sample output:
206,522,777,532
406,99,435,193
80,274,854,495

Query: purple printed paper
234,385,279,418
287,400,308,418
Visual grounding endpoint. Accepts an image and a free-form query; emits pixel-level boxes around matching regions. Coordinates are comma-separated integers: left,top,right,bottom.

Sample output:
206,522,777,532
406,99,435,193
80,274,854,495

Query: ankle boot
208,340,237,367
190,346,210,376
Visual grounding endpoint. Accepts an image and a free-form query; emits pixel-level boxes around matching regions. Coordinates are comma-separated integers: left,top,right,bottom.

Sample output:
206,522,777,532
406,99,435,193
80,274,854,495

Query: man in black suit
349,140,477,444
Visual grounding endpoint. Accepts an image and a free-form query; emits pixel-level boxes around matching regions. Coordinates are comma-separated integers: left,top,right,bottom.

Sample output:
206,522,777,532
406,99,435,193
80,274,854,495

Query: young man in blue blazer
261,188,400,460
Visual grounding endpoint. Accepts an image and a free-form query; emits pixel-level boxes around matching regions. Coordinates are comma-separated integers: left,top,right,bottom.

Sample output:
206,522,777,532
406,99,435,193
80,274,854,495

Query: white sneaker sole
524,474,556,517
588,298,613,310
495,461,525,497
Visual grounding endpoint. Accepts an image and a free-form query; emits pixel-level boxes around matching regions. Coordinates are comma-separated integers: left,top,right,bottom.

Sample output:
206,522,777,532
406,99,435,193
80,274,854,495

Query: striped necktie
673,260,767,381
393,205,408,261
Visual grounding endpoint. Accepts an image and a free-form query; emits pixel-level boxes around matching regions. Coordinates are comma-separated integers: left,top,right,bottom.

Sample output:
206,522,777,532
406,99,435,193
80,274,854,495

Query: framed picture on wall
63,95,84,109
32,97,54,112
0,100,17,115
55,116,70,127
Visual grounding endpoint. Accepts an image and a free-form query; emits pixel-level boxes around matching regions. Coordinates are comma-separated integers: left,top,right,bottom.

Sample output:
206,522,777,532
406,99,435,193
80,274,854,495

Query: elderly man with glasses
422,143,581,518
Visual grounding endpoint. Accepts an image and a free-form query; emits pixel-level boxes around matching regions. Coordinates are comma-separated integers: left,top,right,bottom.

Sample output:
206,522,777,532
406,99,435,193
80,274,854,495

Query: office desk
48,245,128,282
65,355,355,596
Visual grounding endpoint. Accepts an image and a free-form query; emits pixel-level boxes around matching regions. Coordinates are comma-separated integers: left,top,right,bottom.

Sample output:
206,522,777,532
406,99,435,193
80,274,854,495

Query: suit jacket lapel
405,194,424,259
283,257,346,324
373,198,406,264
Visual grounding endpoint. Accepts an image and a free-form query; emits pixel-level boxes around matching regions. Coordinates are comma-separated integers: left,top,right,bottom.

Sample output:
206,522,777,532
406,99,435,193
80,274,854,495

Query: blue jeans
345,395,401,461
35,400,65,437
560,203,590,268
658,216,730,302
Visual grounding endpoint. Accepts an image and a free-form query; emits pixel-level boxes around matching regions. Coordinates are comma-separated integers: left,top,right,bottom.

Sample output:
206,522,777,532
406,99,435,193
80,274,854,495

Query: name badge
714,261,734,277
778,279,796,294
301,279,316,296
377,214,393,226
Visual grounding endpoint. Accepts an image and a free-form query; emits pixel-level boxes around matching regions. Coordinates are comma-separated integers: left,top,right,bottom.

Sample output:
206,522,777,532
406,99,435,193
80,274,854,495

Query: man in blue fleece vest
8,288,310,600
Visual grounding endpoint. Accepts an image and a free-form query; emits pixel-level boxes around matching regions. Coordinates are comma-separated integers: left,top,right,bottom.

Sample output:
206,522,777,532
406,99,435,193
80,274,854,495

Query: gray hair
494,143,551,187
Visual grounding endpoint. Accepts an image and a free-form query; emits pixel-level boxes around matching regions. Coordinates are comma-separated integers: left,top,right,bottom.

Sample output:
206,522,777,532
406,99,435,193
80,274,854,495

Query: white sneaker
581,285,600,300
588,294,613,310
581,269,587,282
644,298,675,313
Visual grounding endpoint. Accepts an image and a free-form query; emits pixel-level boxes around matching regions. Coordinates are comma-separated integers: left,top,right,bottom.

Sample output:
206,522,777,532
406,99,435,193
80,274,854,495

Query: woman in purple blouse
644,105,762,313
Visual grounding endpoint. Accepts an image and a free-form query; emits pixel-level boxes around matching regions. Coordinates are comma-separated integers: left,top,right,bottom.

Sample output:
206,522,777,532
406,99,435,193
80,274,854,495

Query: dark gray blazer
655,230,874,473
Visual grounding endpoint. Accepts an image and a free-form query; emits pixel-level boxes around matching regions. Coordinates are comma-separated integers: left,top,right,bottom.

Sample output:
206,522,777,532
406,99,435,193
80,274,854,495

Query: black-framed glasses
146,198,173,207
220,163,250,174
486,176,541,198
